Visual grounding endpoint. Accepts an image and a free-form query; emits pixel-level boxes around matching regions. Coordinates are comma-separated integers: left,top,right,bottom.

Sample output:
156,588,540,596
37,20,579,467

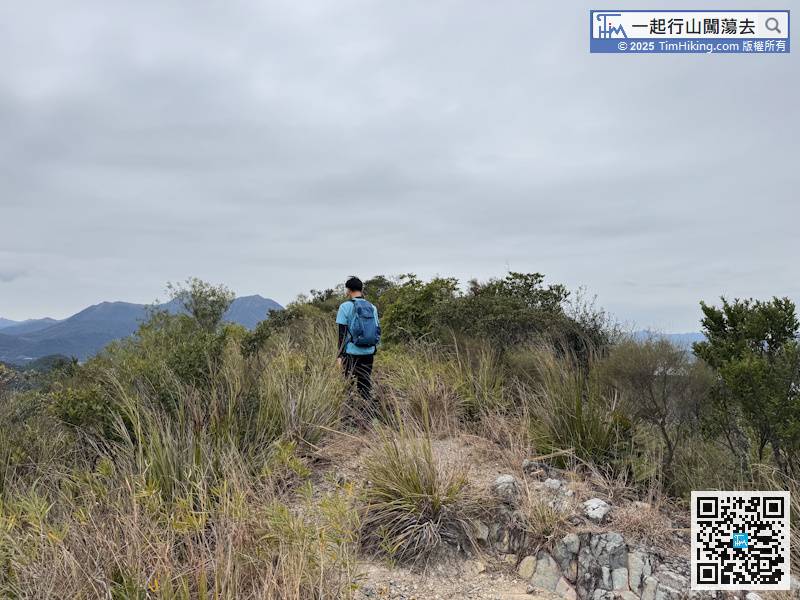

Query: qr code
691,491,791,590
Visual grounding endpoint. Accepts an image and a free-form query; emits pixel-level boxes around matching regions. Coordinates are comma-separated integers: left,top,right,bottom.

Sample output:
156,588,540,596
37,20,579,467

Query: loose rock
543,478,564,490
530,552,562,593
583,498,611,523
517,555,536,580
492,474,520,505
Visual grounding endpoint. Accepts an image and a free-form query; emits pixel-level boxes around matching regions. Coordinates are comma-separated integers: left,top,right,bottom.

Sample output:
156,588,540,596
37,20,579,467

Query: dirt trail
355,560,557,600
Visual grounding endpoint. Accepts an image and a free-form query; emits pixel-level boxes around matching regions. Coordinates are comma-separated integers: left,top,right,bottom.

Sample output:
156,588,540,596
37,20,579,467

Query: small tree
167,277,235,331
693,297,800,477
601,337,712,488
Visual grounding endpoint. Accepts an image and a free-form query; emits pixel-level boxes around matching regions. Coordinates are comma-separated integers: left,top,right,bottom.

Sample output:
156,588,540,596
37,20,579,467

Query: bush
694,296,800,476
360,429,479,563
599,337,713,488
0,391,75,498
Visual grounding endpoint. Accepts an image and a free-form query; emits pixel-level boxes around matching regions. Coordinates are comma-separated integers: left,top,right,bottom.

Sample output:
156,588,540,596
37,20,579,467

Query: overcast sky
0,1,797,331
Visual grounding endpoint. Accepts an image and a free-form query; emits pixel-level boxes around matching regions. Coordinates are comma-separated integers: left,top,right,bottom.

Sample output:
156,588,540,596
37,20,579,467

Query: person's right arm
335,303,349,360
337,324,348,358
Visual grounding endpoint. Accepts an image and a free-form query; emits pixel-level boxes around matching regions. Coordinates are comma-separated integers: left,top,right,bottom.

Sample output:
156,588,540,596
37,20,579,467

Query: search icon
765,17,782,34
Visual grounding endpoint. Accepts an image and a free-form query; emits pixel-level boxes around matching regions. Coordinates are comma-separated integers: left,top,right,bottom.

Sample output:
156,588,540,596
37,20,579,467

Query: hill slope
0,296,281,364
0,318,61,335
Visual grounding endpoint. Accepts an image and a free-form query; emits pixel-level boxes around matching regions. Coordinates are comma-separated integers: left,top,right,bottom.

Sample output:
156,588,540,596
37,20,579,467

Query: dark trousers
342,353,374,401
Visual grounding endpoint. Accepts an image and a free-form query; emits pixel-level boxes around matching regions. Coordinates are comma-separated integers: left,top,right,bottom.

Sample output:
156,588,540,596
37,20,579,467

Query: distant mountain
631,331,705,351
0,295,282,365
222,295,283,329
0,317,61,336
0,318,19,329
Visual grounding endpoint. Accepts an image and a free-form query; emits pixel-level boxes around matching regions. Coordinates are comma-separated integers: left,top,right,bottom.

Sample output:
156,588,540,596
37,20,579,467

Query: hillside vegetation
0,274,797,599
0,288,281,364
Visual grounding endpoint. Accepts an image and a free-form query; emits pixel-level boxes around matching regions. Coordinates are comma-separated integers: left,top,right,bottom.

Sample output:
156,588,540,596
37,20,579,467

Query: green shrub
0,391,75,497
598,337,713,489
694,296,800,476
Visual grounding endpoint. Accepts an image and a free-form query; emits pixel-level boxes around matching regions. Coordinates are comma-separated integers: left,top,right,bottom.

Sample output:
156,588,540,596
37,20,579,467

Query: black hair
345,276,363,292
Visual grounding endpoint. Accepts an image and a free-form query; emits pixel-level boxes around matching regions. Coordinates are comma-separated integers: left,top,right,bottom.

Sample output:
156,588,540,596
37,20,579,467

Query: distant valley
0,295,282,365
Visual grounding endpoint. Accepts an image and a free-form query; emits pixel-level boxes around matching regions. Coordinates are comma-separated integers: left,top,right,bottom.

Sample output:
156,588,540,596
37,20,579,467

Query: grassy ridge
0,274,797,597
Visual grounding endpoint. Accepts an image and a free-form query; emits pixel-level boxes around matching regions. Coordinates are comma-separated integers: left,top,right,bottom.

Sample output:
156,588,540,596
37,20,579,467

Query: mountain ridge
0,318,61,336
0,295,282,365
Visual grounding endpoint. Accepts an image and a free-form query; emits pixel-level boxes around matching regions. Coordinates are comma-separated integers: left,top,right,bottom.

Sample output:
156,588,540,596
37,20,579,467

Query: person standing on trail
336,276,381,403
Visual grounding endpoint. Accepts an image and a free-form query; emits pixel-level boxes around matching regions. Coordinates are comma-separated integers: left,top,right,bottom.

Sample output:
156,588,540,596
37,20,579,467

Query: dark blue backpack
348,298,380,347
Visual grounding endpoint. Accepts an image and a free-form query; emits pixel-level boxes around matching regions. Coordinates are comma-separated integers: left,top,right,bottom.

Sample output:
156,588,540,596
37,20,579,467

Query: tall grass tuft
360,428,479,564
523,346,630,466
450,342,507,419
379,347,463,432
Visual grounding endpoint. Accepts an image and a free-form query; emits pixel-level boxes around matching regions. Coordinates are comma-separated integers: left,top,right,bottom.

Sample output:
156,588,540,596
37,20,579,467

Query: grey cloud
0,0,797,327
0,269,28,283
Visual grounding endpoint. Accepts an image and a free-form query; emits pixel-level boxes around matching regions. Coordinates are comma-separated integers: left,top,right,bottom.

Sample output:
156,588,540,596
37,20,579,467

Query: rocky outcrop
509,532,729,600
483,474,740,600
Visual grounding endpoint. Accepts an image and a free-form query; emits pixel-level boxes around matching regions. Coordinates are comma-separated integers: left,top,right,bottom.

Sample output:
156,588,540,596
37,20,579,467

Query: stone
744,594,763,600
517,555,536,580
791,575,800,591
640,575,659,600
530,552,561,593
560,532,581,554
612,567,629,590
492,474,520,504
627,550,652,594
617,593,640,600
500,553,517,566
489,506,528,554
522,459,551,478
655,570,688,591
575,533,628,600
554,577,577,600
464,559,485,576
495,529,512,553
544,477,564,490
473,520,489,544
552,533,580,582
583,498,612,523
655,585,683,600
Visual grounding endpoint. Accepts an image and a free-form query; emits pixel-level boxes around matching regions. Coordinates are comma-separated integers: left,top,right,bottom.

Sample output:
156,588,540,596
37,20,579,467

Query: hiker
336,276,380,403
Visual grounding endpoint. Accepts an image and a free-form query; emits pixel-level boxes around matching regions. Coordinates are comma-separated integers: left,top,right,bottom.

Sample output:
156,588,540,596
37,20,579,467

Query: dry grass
516,479,571,554
0,327,360,599
610,501,685,553
2,322,794,597
359,428,481,565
